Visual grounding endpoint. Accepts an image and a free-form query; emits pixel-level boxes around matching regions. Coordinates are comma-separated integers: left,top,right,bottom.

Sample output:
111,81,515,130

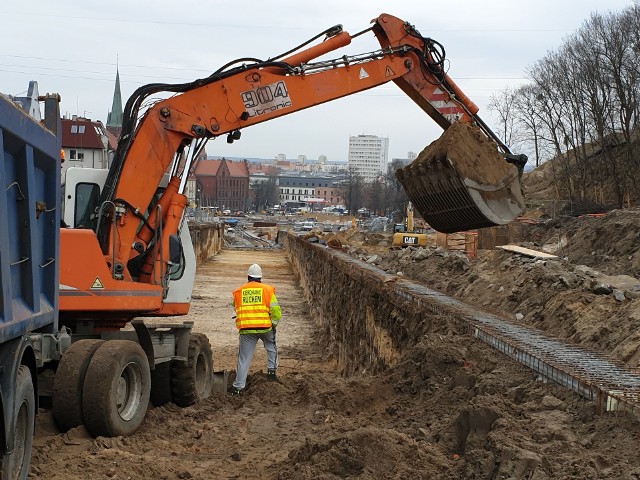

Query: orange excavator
54,13,526,439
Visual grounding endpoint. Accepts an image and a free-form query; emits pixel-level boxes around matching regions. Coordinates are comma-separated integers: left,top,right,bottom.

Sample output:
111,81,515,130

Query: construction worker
230,263,281,395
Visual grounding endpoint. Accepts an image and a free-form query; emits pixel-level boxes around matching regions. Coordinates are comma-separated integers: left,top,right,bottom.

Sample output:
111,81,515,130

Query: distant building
278,175,344,208
195,158,250,211
347,134,389,182
248,163,278,176
320,161,347,174
391,152,418,169
61,116,109,176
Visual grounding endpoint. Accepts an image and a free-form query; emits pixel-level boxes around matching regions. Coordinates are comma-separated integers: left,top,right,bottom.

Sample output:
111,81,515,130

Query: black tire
0,365,35,480
82,340,151,437
149,361,173,407
52,339,105,431
171,333,213,407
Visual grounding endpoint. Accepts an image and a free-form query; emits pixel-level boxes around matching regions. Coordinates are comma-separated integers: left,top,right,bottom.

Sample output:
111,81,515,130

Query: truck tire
0,365,35,480
171,333,213,407
52,339,105,431
82,340,151,437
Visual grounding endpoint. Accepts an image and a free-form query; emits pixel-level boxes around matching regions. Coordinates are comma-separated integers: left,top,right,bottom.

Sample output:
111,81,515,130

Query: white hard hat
247,264,262,279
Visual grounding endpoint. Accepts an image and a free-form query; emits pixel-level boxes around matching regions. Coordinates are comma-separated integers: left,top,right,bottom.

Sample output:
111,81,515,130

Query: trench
189,222,224,262
279,231,640,418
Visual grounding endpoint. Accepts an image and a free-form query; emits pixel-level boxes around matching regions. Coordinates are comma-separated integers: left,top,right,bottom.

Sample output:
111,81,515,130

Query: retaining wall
280,232,461,375
189,223,224,263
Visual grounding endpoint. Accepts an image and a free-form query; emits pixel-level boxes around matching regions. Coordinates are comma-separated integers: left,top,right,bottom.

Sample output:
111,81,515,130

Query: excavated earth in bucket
396,122,525,233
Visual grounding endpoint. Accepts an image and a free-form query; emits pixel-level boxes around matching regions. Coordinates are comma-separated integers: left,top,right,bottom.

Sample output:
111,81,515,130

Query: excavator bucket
396,123,525,234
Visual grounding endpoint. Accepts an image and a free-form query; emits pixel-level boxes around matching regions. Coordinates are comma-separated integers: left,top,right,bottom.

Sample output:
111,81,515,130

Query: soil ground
31,212,640,479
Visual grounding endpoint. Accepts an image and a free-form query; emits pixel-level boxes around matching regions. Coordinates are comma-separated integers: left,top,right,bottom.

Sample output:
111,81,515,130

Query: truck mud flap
396,156,525,234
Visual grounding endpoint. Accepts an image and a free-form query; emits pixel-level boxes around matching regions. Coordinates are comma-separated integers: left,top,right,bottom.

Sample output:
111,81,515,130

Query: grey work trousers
233,329,278,390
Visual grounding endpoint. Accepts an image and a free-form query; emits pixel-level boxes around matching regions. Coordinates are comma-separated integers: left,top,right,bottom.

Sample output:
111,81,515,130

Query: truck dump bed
0,93,60,342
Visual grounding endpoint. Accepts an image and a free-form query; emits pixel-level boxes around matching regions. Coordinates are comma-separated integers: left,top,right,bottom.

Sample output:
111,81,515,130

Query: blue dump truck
0,85,67,479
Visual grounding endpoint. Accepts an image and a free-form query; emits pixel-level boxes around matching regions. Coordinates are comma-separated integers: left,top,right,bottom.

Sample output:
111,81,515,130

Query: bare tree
488,86,523,152
340,166,365,215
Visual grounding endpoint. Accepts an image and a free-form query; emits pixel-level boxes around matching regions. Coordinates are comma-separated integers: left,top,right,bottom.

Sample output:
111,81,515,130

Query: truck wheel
52,339,104,431
171,333,213,407
0,365,35,480
82,340,151,437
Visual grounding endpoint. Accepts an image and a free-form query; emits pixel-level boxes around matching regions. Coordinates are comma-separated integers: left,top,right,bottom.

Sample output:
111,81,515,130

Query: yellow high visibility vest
232,282,275,330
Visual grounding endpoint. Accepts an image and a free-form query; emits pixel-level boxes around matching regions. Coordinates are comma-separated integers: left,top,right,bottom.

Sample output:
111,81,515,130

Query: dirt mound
363,210,640,369
524,209,640,276
408,122,515,185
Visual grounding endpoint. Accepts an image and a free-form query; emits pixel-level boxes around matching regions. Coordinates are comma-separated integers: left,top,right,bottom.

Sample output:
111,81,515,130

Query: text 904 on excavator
54,13,527,440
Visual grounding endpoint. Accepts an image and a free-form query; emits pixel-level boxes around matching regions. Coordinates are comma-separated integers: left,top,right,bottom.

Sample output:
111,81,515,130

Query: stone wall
189,223,224,263
279,232,462,376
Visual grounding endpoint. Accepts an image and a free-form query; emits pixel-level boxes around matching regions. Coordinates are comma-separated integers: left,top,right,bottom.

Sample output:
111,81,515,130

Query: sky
1,0,635,162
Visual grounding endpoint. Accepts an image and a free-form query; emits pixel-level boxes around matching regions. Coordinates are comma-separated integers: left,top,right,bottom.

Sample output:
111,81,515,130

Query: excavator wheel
397,123,525,233
150,361,173,407
171,333,213,407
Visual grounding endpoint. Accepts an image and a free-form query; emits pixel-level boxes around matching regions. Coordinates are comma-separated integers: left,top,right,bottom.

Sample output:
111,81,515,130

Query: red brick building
195,158,250,211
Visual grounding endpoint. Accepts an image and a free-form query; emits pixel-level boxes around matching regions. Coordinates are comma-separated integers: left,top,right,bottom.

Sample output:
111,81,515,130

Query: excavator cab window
167,234,185,281
74,182,100,229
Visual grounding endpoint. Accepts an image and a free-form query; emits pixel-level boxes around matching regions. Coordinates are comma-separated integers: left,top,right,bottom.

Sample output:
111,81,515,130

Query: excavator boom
60,13,525,322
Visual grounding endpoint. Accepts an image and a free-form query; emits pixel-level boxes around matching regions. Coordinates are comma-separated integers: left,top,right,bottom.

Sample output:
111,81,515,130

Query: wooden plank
496,244,558,259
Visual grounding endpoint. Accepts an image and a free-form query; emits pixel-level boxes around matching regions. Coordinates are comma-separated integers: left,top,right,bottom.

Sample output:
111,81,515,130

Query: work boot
267,369,277,382
228,387,243,396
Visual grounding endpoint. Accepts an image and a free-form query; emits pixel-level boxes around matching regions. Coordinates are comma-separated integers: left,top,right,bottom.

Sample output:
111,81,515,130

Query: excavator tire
0,366,35,480
52,339,105,431
82,340,151,437
397,122,525,233
171,333,213,407
150,361,173,407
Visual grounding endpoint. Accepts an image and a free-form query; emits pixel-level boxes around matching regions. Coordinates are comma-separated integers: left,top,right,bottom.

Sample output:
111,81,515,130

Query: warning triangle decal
91,277,105,289
359,67,369,80
385,66,395,78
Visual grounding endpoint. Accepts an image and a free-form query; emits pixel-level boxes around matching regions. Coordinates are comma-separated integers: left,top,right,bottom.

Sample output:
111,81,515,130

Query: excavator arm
61,13,525,321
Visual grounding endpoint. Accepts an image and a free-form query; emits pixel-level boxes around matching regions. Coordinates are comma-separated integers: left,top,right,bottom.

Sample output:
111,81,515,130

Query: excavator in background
50,12,527,445
391,202,428,248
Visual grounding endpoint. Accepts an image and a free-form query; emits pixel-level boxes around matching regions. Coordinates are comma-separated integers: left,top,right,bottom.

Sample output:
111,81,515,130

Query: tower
106,67,123,140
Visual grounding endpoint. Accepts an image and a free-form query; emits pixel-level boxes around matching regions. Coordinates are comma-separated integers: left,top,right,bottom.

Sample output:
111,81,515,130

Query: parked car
300,221,315,232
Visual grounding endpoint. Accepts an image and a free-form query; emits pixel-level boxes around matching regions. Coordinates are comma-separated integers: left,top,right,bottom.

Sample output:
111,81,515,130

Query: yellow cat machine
391,203,428,248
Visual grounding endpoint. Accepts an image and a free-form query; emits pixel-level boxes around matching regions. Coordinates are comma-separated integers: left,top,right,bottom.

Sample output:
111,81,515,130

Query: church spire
106,66,123,128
